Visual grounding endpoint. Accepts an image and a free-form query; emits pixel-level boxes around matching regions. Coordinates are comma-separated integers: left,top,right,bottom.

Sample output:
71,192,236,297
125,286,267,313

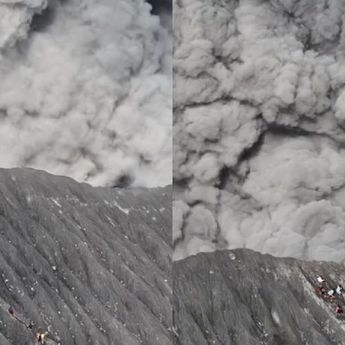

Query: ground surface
174,249,345,345
0,168,172,345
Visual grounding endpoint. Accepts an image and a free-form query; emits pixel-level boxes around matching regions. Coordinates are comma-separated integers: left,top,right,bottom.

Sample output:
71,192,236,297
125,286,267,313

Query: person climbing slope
8,306,14,317
316,286,326,295
7,306,35,329
36,331,48,344
328,289,335,296
317,276,325,284
28,320,34,329
336,284,344,295
336,304,344,314
6,305,52,344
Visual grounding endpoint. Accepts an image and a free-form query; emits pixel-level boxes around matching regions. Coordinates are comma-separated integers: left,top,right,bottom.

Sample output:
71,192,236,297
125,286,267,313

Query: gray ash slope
0,168,171,345
174,249,345,345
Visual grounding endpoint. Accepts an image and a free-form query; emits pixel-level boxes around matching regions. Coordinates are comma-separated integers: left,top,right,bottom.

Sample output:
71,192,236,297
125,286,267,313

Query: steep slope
0,168,172,345
174,249,345,345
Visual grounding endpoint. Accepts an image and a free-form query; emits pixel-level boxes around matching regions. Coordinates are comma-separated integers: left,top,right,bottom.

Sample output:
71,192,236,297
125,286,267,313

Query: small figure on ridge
336,304,344,314
317,276,325,284
36,331,48,344
336,285,344,295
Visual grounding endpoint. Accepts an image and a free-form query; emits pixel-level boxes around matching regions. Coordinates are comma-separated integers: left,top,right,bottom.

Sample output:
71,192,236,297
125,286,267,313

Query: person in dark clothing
8,306,14,316
28,320,34,329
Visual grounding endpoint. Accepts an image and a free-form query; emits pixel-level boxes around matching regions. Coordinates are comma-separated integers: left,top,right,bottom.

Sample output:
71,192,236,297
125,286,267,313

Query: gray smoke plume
0,0,172,187
146,0,172,16
174,0,345,263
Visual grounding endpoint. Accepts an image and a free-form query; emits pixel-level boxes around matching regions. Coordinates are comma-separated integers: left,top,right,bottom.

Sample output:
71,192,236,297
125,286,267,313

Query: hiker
328,289,335,296
8,306,33,329
317,286,326,295
336,285,344,295
336,304,344,314
36,331,48,344
326,289,336,301
8,306,14,317
317,276,325,283
7,306,47,342
28,320,34,329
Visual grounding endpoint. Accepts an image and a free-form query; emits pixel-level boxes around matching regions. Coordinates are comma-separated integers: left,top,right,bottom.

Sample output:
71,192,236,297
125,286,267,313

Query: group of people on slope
8,306,48,344
316,276,344,314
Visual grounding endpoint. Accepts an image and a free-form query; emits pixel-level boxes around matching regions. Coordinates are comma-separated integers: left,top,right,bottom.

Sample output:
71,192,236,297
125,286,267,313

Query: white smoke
174,0,345,262
0,0,171,187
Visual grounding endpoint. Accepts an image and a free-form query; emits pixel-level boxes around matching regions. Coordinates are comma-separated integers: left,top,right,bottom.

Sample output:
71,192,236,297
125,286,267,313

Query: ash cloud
0,0,172,188
146,0,172,16
174,0,345,262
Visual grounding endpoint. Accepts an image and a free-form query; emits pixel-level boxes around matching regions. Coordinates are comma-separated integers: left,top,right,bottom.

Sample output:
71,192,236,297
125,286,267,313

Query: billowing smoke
174,0,345,262
146,0,172,35
146,0,172,16
0,0,171,187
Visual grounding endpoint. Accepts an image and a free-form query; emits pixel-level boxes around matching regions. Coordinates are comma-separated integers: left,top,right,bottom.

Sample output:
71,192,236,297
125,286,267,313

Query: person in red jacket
336,304,344,314
316,286,326,295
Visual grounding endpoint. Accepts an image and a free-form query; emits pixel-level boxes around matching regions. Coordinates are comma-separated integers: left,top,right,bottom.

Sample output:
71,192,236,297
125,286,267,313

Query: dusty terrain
0,168,172,345
174,249,345,345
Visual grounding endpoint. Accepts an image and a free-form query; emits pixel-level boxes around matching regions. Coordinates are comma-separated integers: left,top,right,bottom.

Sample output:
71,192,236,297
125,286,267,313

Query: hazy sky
174,0,345,263
0,0,172,187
